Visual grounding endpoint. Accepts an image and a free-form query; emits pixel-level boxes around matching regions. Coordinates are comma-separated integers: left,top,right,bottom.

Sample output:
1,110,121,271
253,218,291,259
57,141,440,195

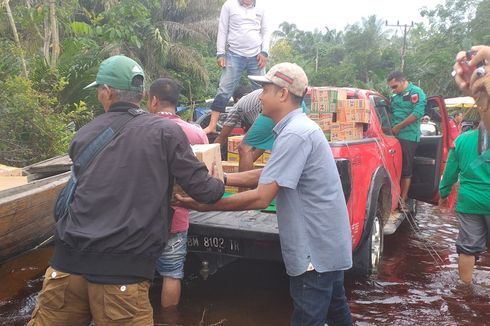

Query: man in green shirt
387,71,427,211
444,45,490,285
439,126,490,284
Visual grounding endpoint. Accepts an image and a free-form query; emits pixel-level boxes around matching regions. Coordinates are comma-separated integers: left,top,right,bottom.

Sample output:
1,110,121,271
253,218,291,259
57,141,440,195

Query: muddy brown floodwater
1,203,489,326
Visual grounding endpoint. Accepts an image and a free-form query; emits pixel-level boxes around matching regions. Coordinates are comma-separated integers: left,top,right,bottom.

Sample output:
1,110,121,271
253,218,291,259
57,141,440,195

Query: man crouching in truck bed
177,62,353,326
28,55,224,326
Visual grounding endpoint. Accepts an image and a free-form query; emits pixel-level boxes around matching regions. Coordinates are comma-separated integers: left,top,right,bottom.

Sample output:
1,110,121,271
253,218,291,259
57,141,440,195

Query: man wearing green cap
28,55,224,325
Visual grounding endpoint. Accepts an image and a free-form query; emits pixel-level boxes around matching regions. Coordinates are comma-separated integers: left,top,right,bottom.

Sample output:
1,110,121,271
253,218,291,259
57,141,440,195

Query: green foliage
0,76,74,166
270,0,489,99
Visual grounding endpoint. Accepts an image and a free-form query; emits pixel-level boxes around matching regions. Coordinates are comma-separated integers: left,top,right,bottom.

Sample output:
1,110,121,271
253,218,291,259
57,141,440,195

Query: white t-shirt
217,0,270,57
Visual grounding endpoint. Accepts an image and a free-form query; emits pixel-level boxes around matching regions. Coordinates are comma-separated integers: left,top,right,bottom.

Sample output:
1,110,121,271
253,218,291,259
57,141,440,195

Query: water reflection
1,203,489,325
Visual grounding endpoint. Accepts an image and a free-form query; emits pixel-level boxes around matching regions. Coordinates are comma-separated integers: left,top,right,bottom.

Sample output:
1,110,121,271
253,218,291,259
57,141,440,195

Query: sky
263,0,446,33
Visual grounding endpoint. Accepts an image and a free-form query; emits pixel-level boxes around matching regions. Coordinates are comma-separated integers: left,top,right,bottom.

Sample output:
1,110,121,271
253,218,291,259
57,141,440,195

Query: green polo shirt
390,83,427,142
439,129,490,215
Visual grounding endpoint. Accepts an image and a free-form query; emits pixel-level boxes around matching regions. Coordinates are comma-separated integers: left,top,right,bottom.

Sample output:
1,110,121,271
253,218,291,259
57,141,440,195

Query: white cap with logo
249,62,308,97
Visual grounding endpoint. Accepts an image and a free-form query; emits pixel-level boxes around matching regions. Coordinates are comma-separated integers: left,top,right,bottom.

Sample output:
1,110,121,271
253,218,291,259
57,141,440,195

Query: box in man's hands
173,144,224,200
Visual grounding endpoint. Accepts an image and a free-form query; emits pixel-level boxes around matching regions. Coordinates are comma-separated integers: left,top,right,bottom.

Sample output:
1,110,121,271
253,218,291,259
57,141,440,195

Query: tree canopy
1,0,489,165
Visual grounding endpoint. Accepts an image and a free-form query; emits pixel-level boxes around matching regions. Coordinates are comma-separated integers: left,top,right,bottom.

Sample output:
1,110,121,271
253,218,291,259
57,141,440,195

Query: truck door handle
389,149,396,154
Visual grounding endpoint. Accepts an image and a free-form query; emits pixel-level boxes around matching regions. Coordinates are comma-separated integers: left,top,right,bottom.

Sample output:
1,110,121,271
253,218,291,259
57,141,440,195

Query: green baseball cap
84,55,145,92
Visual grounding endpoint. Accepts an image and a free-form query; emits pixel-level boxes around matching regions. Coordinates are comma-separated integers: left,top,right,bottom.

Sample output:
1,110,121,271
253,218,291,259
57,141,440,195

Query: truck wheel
351,207,384,277
369,214,383,272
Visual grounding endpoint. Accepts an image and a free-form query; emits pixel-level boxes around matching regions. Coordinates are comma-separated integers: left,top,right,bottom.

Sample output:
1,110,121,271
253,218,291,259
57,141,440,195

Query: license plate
187,235,243,256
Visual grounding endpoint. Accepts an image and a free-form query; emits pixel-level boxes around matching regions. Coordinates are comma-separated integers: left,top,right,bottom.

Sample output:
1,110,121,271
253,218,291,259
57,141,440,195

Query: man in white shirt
203,0,270,134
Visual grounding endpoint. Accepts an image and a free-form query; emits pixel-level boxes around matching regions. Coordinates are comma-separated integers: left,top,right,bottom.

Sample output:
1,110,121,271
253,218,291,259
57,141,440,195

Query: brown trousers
28,266,153,326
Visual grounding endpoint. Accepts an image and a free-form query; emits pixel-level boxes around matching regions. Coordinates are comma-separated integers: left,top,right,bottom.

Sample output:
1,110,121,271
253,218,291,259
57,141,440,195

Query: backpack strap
72,108,146,177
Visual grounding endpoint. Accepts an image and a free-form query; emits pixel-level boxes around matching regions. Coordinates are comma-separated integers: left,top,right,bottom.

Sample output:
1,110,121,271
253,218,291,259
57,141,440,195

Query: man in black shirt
28,55,224,326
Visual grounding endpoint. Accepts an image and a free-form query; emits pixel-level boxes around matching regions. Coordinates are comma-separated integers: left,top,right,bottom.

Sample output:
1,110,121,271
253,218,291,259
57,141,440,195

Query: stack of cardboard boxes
223,135,270,193
226,135,271,164
307,87,370,142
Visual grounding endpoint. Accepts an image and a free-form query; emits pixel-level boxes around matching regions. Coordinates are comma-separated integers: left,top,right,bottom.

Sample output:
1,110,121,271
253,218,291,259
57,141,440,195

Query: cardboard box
172,144,224,200
308,113,320,121
329,123,364,141
227,136,244,154
311,87,339,113
192,144,224,181
336,89,347,100
263,150,271,164
227,152,240,162
253,162,266,169
336,107,370,124
222,161,239,174
225,186,239,193
318,113,333,131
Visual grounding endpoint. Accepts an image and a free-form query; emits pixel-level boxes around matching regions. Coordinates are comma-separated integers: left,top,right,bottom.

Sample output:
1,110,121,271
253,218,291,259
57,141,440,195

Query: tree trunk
4,0,28,77
48,0,60,68
315,47,319,73
43,13,51,65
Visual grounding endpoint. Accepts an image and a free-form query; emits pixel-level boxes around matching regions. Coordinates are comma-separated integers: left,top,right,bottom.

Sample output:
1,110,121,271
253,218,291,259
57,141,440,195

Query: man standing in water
148,78,209,308
178,62,353,325
28,56,224,325
441,46,490,285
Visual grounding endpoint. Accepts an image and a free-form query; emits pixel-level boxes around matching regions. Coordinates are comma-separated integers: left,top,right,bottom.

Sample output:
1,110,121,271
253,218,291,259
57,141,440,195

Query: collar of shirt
238,0,255,8
272,108,302,137
156,111,179,118
108,102,140,112
401,82,414,96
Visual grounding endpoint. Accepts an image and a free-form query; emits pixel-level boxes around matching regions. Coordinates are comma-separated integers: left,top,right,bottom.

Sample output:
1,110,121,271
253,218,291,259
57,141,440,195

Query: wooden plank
23,154,72,174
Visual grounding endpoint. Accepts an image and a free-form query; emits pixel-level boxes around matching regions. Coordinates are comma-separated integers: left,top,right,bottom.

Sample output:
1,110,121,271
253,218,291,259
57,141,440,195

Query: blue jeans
155,231,187,279
289,270,352,326
210,51,264,113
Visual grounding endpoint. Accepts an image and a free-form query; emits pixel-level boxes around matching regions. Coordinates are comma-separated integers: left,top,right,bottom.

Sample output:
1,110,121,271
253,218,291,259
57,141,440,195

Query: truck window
371,96,393,136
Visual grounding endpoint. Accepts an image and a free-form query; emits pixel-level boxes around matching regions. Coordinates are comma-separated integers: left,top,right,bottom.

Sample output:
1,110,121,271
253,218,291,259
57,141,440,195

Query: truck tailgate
188,210,282,261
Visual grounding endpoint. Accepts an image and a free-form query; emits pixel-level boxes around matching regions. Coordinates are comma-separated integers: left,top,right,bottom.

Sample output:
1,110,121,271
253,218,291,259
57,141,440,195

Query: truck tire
351,199,384,277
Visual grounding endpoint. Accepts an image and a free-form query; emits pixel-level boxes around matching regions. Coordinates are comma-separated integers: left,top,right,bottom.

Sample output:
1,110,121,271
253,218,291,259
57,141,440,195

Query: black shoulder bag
54,108,146,221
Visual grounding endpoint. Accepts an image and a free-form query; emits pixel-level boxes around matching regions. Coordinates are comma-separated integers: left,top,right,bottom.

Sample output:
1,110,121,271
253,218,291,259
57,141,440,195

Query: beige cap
249,62,308,97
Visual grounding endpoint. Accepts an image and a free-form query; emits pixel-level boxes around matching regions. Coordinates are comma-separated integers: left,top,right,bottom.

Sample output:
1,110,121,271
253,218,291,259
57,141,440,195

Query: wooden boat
0,172,69,263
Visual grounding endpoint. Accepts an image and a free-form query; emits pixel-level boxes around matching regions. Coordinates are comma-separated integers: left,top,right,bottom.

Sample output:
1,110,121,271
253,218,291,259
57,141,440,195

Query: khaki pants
28,266,153,326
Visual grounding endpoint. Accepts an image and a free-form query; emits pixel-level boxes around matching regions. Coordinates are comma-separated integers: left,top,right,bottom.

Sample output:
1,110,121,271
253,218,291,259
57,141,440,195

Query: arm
214,125,234,145
226,168,262,188
259,7,270,56
393,90,427,134
216,3,229,58
392,114,417,134
439,147,460,199
177,182,278,211
166,124,224,203
257,8,269,69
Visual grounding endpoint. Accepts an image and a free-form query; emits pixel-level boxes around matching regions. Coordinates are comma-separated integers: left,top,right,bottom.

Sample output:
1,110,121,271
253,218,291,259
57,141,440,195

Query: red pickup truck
188,87,453,277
